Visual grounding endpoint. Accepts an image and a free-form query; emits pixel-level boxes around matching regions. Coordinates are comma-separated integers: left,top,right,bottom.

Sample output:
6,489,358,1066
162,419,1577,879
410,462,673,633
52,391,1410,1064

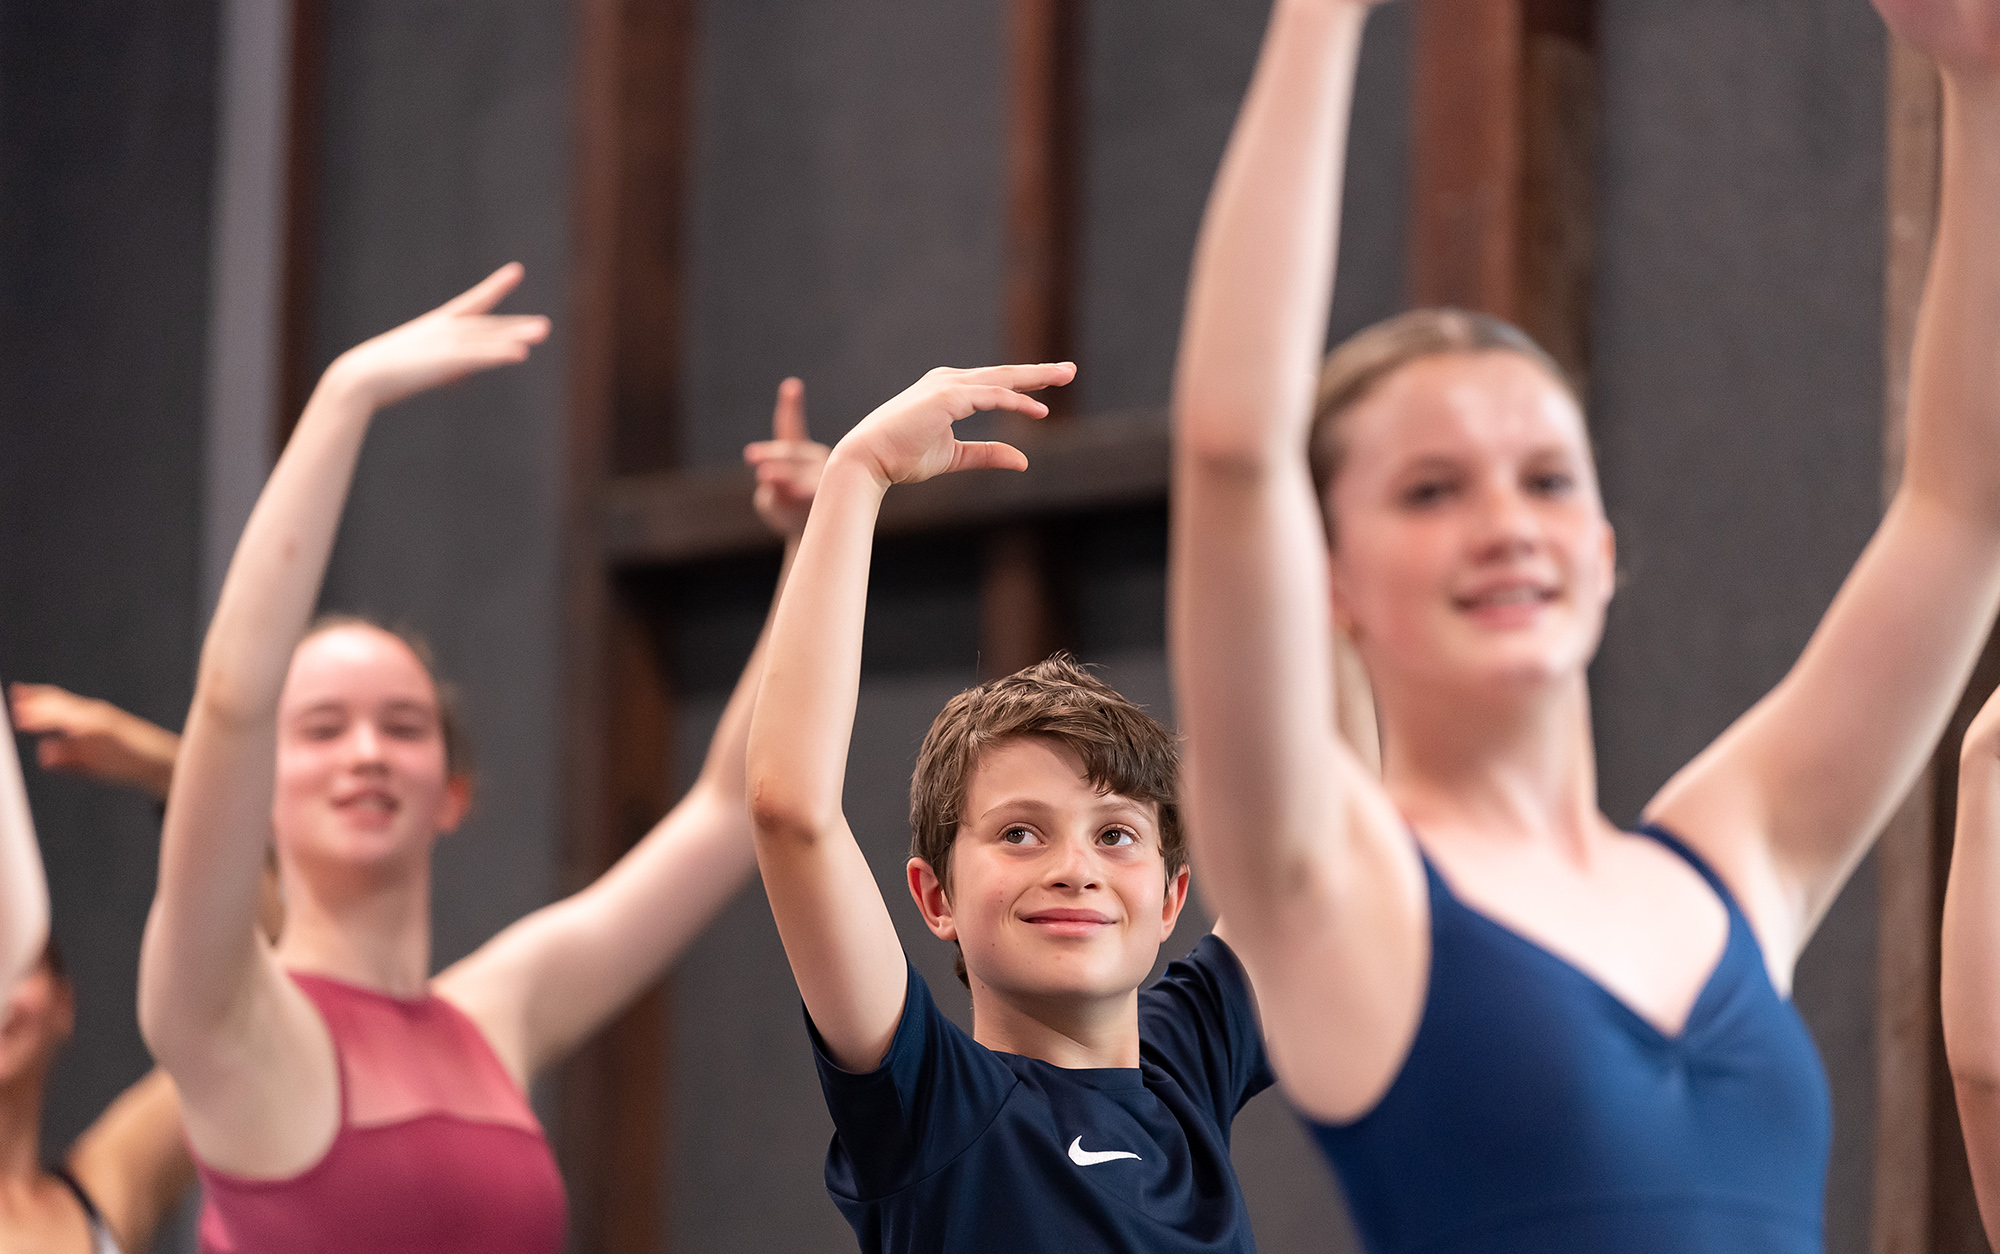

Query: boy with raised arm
746,363,1272,1254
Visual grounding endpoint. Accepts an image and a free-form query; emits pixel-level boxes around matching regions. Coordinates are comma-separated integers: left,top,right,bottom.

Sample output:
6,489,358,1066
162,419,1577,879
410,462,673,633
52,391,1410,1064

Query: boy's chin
976,952,1155,1003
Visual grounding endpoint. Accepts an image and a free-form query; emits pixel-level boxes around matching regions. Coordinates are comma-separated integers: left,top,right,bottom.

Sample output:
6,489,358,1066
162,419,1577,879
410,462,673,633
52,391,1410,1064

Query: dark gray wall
309,0,573,974
1588,3,1888,1250
0,0,218,1167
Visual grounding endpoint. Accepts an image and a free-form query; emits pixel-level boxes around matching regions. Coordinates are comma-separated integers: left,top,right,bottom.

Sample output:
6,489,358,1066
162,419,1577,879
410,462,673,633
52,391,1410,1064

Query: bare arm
0,692,50,997
67,1068,195,1254
10,683,180,801
436,379,827,1082
747,364,1070,1072
138,264,548,1174
1946,686,2000,1247
1649,14,2000,970
1168,0,1424,1123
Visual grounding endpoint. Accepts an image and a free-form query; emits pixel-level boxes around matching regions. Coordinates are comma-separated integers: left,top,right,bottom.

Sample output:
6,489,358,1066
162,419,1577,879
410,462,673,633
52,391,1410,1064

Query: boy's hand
323,263,550,412
834,363,1076,489
743,377,832,540
8,683,180,801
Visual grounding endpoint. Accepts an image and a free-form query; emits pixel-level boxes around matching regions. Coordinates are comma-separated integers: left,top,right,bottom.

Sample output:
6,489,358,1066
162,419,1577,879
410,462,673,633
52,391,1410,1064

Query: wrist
824,442,894,495
314,352,384,414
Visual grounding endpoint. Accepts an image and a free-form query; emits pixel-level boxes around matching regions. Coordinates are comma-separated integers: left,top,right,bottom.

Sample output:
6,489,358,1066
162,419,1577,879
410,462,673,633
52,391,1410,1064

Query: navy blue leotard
1308,823,1831,1253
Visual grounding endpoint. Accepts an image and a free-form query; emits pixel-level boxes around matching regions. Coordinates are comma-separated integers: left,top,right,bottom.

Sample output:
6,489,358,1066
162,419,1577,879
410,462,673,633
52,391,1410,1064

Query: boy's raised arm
748,363,1073,1072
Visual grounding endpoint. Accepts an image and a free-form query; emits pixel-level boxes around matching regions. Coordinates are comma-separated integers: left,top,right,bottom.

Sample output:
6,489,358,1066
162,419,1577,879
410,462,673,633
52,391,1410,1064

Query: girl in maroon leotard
135,266,827,1253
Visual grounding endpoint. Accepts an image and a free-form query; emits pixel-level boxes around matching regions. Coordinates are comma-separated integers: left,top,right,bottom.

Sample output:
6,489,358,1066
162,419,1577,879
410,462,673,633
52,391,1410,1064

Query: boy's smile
909,736,1189,1017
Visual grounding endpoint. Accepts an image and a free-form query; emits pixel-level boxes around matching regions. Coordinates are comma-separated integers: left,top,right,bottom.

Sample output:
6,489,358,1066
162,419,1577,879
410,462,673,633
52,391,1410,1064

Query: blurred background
0,0,1953,1250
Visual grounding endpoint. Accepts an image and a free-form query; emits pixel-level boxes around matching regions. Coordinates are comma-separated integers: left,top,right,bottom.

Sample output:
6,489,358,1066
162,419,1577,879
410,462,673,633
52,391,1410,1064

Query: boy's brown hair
909,655,1184,986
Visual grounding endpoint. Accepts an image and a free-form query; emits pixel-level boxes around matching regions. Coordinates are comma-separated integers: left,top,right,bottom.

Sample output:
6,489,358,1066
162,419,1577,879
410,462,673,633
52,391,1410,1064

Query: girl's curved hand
8,683,179,800
834,363,1075,488
1876,0,2000,77
743,377,832,540
323,263,550,412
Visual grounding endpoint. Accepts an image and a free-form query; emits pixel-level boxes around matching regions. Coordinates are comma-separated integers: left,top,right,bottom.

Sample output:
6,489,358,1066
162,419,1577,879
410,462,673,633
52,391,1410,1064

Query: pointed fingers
772,377,808,442
953,362,1076,394
440,262,526,316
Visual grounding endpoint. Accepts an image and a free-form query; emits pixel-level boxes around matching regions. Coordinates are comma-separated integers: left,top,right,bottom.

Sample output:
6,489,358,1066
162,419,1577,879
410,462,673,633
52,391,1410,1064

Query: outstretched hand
324,263,551,412
835,363,1076,488
743,378,832,540
1876,0,2000,76
8,683,180,801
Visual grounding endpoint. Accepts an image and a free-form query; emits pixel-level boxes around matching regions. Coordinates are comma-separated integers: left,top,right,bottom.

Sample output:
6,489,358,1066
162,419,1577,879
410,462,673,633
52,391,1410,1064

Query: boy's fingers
952,387,1049,422
956,362,1076,393
950,441,1030,475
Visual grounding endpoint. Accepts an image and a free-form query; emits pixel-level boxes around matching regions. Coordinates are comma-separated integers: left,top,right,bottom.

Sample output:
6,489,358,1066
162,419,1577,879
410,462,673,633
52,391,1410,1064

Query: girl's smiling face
1325,350,1615,704
273,624,468,888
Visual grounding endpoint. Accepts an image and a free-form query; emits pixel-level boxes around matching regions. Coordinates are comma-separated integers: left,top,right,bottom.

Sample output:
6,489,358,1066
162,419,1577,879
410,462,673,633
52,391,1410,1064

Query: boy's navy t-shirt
807,934,1272,1254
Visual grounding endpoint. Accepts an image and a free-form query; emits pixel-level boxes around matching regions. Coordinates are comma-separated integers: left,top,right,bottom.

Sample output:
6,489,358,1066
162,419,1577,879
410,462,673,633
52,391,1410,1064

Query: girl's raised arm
0,685,50,996
1946,687,2000,1246
1649,6,2000,969
1168,0,1422,1124
138,264,546,1168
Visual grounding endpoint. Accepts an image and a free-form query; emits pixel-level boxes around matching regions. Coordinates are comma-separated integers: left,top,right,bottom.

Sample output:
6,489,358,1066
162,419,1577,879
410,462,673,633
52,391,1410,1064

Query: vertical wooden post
564,1,695,1249
1410,0,1596,386
982,0,1082,680
275,0,324,445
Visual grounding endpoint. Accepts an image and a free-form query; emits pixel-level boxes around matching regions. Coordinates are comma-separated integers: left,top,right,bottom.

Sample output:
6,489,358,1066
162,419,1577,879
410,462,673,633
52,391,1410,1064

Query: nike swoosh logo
1068,1136,1141,1166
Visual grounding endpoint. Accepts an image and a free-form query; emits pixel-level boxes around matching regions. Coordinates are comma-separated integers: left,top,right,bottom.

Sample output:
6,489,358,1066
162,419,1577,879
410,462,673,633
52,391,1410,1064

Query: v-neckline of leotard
1419,836,1742,1047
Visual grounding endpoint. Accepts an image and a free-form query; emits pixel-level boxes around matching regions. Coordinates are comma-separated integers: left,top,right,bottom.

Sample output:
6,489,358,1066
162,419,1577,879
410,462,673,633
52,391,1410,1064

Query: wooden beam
602,411,1169,570
985,0,1086,679
275,0,324,444
561,2,695,1250
1411,0,1596,386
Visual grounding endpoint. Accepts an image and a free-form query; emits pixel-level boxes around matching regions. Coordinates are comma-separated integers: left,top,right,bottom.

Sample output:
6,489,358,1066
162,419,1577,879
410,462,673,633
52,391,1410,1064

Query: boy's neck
968,980,1143,1069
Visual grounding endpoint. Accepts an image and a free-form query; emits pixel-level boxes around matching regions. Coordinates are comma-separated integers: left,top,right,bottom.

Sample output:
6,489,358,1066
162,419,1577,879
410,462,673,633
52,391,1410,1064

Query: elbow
747,776,833,851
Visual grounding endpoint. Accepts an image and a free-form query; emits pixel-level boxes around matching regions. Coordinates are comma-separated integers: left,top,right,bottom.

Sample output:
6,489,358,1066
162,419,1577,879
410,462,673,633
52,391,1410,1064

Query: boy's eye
1526,470,1574,496
1098,827,1138,848
382,719,430,741
1001,826,1038,846
301,720,344,741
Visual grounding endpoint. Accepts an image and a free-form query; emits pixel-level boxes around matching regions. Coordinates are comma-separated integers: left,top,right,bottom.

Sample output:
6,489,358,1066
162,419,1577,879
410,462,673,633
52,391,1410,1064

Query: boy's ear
1158,866,1191,941
907,857,957,942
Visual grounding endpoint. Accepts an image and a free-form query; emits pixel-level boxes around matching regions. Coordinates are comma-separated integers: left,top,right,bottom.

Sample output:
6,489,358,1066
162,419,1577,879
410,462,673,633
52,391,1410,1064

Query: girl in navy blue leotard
1169,0,2000,1249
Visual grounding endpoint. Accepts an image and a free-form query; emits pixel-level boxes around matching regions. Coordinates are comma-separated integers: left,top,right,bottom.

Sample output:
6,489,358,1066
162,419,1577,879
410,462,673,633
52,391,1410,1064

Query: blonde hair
1309,309,1577,773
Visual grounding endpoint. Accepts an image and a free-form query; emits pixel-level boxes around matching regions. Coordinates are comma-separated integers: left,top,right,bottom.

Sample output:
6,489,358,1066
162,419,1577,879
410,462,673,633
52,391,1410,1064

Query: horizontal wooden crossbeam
601,410,1170,568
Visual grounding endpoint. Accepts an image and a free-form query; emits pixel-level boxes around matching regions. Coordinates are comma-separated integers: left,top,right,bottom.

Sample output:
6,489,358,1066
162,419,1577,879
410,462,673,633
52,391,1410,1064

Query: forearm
747,454,885,838
1901,74,2000,523
1173,0,1368,468
0,718,49,991
1946,750,2000,1087
146,368,376,1037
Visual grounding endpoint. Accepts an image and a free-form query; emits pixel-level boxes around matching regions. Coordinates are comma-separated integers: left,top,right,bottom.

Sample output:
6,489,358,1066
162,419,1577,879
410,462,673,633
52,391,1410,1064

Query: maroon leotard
195,971,568,1254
